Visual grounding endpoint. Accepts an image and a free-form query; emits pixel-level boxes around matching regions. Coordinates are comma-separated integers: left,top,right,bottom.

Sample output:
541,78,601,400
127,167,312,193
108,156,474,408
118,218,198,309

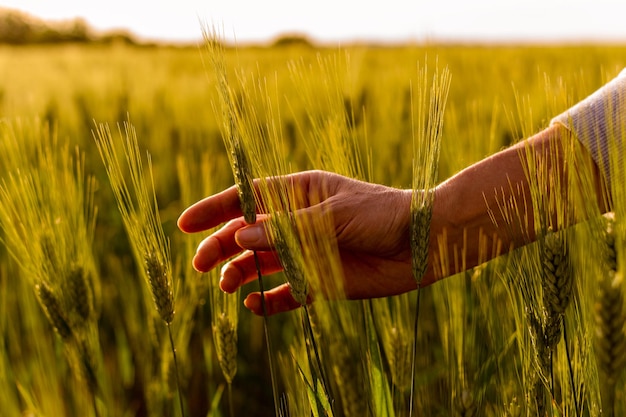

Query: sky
3,0,626,44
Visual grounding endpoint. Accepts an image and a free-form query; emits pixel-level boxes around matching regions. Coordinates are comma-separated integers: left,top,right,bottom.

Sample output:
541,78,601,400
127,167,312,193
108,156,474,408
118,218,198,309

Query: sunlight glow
2,0,626,44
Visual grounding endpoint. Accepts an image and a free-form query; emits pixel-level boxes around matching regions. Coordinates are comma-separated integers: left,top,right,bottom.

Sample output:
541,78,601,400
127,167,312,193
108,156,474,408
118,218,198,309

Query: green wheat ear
144,251,175,324
202,25,282,417
94,120,184,415
93,121,176,324
386,325,412,392
594,213,626,415
232,142,256,224
272,215,308,306
0,120,104,414
408,62,451,417
596,271,626,381
410,63,451,284
410,198,434,282
36,281,73,341
64,265,94,332
202,24,257,225
541,228,573,318
214,312,238,384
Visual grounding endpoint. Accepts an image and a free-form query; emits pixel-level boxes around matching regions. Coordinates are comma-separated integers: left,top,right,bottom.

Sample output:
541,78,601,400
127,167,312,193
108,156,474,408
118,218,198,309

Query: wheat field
1,39,626,416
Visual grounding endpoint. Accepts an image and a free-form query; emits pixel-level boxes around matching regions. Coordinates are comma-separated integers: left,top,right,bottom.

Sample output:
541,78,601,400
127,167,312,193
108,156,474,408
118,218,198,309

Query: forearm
424,69,626,283
427,123,601,281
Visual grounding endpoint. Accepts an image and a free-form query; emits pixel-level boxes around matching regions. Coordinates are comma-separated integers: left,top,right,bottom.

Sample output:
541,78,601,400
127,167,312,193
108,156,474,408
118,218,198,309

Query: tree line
0,8,137,45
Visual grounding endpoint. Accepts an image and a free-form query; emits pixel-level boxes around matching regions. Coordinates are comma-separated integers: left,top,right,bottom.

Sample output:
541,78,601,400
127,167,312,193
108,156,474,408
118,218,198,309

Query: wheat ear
410,200,433,283
542,229,573,322
387,325,412,393
144,251,175,324
409,63,451,417
65,265,94,332
595,272,626,381
529,228,574,414
36,281,73,341
272,218,308,306
214,313,238,384
595,214,626,416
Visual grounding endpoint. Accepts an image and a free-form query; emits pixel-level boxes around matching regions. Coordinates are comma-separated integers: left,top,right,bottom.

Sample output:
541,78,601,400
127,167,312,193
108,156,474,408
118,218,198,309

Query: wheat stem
302,305,333,409
167,323,185,417
254,250,280,417
562,322,580,416
408,287,422,417
228,382,234,417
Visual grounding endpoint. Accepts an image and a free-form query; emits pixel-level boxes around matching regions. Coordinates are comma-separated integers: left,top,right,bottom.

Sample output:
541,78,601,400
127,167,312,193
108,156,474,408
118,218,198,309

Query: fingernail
236,225,262,245
219,263,240,293
244,293,263,315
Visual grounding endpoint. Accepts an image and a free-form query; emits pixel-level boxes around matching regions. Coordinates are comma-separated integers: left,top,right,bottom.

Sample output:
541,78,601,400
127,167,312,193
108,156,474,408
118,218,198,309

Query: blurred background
2,0,626,45
2,2,626,417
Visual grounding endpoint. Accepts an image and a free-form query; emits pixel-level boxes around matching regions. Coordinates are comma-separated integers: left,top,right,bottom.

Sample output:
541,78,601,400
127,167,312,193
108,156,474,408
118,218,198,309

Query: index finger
178,170,329,233
177,185,243,233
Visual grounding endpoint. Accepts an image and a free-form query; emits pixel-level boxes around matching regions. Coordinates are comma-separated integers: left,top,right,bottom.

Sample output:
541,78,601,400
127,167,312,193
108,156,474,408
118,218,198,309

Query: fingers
180,169,348,317
222,253,306,316
178,170,337,234
178,185,243,233
234,222,272,250
219,250,283,293
243,284,305,316
192,218,249,272
192,215,275,273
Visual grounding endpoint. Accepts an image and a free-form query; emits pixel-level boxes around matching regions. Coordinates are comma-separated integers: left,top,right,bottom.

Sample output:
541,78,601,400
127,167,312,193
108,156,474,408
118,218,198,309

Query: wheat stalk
330,338,367,417
201,25,283,417
594,214,626,416
93,121,176,324
410,62,450,285
214,313,238,384
409,62,451,416
595,272,626,408
531,228,573,413
93,120,183,415
526,305,549,416
203,26,257,225
0,120,103,414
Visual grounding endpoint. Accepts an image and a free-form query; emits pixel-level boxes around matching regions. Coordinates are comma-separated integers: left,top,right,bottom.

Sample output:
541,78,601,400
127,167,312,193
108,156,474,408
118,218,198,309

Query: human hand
177,170,422,315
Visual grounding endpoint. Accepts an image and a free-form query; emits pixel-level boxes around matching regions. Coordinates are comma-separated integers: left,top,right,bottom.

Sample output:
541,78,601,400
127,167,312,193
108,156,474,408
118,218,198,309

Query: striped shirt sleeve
550,68,626,187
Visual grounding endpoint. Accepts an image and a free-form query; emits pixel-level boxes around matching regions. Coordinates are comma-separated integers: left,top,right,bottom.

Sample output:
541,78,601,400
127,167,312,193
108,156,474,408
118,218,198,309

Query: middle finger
193,218,249,272
220,249,284,293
